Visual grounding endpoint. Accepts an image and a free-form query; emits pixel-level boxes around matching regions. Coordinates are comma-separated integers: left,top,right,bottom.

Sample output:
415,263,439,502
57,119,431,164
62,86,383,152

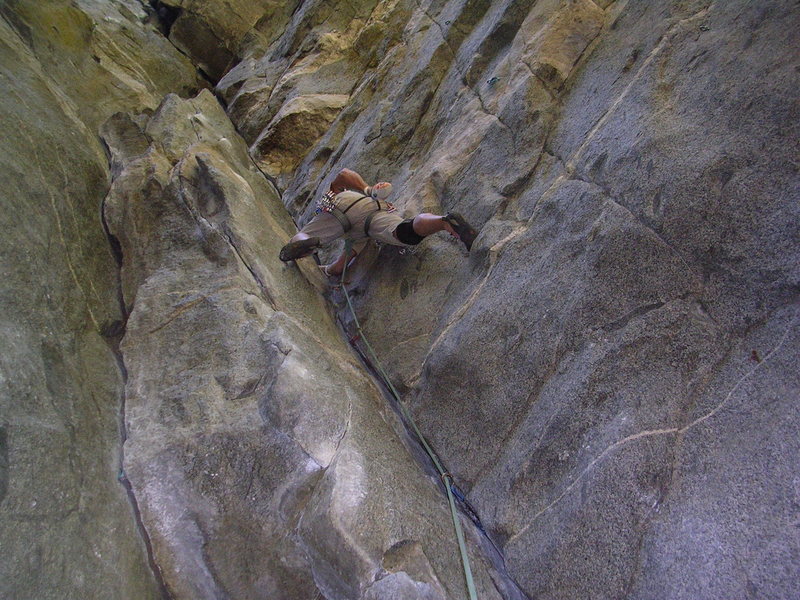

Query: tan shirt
299,190,409,247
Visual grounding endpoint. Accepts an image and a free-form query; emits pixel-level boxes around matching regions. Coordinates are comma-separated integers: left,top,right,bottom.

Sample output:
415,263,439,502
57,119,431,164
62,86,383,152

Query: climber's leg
279,212,344,262
320,247,356,277
407,212,478,250
410,213,450,237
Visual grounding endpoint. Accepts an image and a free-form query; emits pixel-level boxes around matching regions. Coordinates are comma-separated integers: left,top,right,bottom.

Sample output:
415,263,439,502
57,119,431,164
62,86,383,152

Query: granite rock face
2,0,798,599
0,1,204,598
101,89,515,600
219,0,800,598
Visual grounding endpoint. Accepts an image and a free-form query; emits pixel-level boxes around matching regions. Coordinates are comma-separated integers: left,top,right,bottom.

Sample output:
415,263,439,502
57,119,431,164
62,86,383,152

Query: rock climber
279,168,478,276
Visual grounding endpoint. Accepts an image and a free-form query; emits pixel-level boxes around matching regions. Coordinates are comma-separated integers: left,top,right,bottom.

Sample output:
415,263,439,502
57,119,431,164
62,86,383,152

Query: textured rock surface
2,0,798,598
0,1,204,598
158,0,302,82
251,93,352,177
0,0,205,130
102,90,515,600
220,0,799,598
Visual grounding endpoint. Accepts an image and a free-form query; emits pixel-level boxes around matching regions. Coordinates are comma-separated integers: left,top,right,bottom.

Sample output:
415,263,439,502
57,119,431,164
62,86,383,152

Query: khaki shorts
299,191,410,249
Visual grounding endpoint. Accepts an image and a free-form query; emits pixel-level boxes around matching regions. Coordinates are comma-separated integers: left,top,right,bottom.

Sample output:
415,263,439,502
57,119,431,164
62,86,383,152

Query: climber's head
370,181,392,200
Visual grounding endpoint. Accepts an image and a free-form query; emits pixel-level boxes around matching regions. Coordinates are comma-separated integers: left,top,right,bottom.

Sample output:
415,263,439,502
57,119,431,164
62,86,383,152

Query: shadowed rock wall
0,1,204,598
217,0,800,598
2,0,798,599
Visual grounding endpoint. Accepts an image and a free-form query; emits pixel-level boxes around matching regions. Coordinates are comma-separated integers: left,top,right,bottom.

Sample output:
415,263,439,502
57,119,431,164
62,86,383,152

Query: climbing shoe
279,237,321,262
442,213,478,251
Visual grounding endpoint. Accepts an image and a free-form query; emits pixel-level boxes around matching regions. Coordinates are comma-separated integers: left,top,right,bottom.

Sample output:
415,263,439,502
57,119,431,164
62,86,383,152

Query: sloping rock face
0,1,205,598
2,0,798,599
101,89,514,600
218,0,800,598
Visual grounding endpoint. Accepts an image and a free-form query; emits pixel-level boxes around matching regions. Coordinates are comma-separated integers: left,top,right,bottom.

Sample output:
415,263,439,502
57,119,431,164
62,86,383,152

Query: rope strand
340,240,477,600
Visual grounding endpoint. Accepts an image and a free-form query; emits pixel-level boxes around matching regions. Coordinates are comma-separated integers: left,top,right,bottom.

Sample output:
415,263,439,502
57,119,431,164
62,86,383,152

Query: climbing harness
339,240,478,600
316,190,395,236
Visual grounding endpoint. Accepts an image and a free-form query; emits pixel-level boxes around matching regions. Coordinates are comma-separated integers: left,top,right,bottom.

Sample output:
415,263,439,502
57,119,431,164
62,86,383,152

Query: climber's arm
330,168,369,194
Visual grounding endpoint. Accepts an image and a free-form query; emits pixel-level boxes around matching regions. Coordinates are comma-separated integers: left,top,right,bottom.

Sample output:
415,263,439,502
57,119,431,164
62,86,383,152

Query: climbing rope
339,240,478,600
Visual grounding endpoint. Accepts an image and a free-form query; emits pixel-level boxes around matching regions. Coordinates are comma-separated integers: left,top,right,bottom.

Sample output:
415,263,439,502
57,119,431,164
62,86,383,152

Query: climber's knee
394,219,424,245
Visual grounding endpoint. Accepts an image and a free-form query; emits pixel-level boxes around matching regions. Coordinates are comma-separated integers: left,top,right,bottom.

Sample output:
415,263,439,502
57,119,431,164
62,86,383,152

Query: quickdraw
314,190,338,215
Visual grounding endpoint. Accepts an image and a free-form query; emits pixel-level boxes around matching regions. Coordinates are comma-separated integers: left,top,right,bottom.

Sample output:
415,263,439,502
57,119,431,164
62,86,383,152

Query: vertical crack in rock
221,230,280,310
330,290,534,599
330,392,354,461
99,192,174,600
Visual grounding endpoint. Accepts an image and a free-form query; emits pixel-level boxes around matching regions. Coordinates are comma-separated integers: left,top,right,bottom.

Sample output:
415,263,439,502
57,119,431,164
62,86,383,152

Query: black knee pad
394,218,424,245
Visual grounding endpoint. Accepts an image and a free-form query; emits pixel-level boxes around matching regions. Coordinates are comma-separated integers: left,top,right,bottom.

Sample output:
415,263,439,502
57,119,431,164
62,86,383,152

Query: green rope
340,240,478,600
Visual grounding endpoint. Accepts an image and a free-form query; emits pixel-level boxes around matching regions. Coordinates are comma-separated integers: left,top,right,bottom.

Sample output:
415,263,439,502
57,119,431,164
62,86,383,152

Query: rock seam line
413,4,715,385
99,186,175,600
507,305,798,545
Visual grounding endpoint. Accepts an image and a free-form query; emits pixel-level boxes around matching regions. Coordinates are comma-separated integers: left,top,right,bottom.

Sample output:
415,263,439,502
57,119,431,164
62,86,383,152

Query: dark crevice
99,192,129,344
114,356,174,600
0,426,8,505
0,4,34,49
106,230,124,269
196,66,215,86
148,1,181,37
146,1,216,87
100,184,173,599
